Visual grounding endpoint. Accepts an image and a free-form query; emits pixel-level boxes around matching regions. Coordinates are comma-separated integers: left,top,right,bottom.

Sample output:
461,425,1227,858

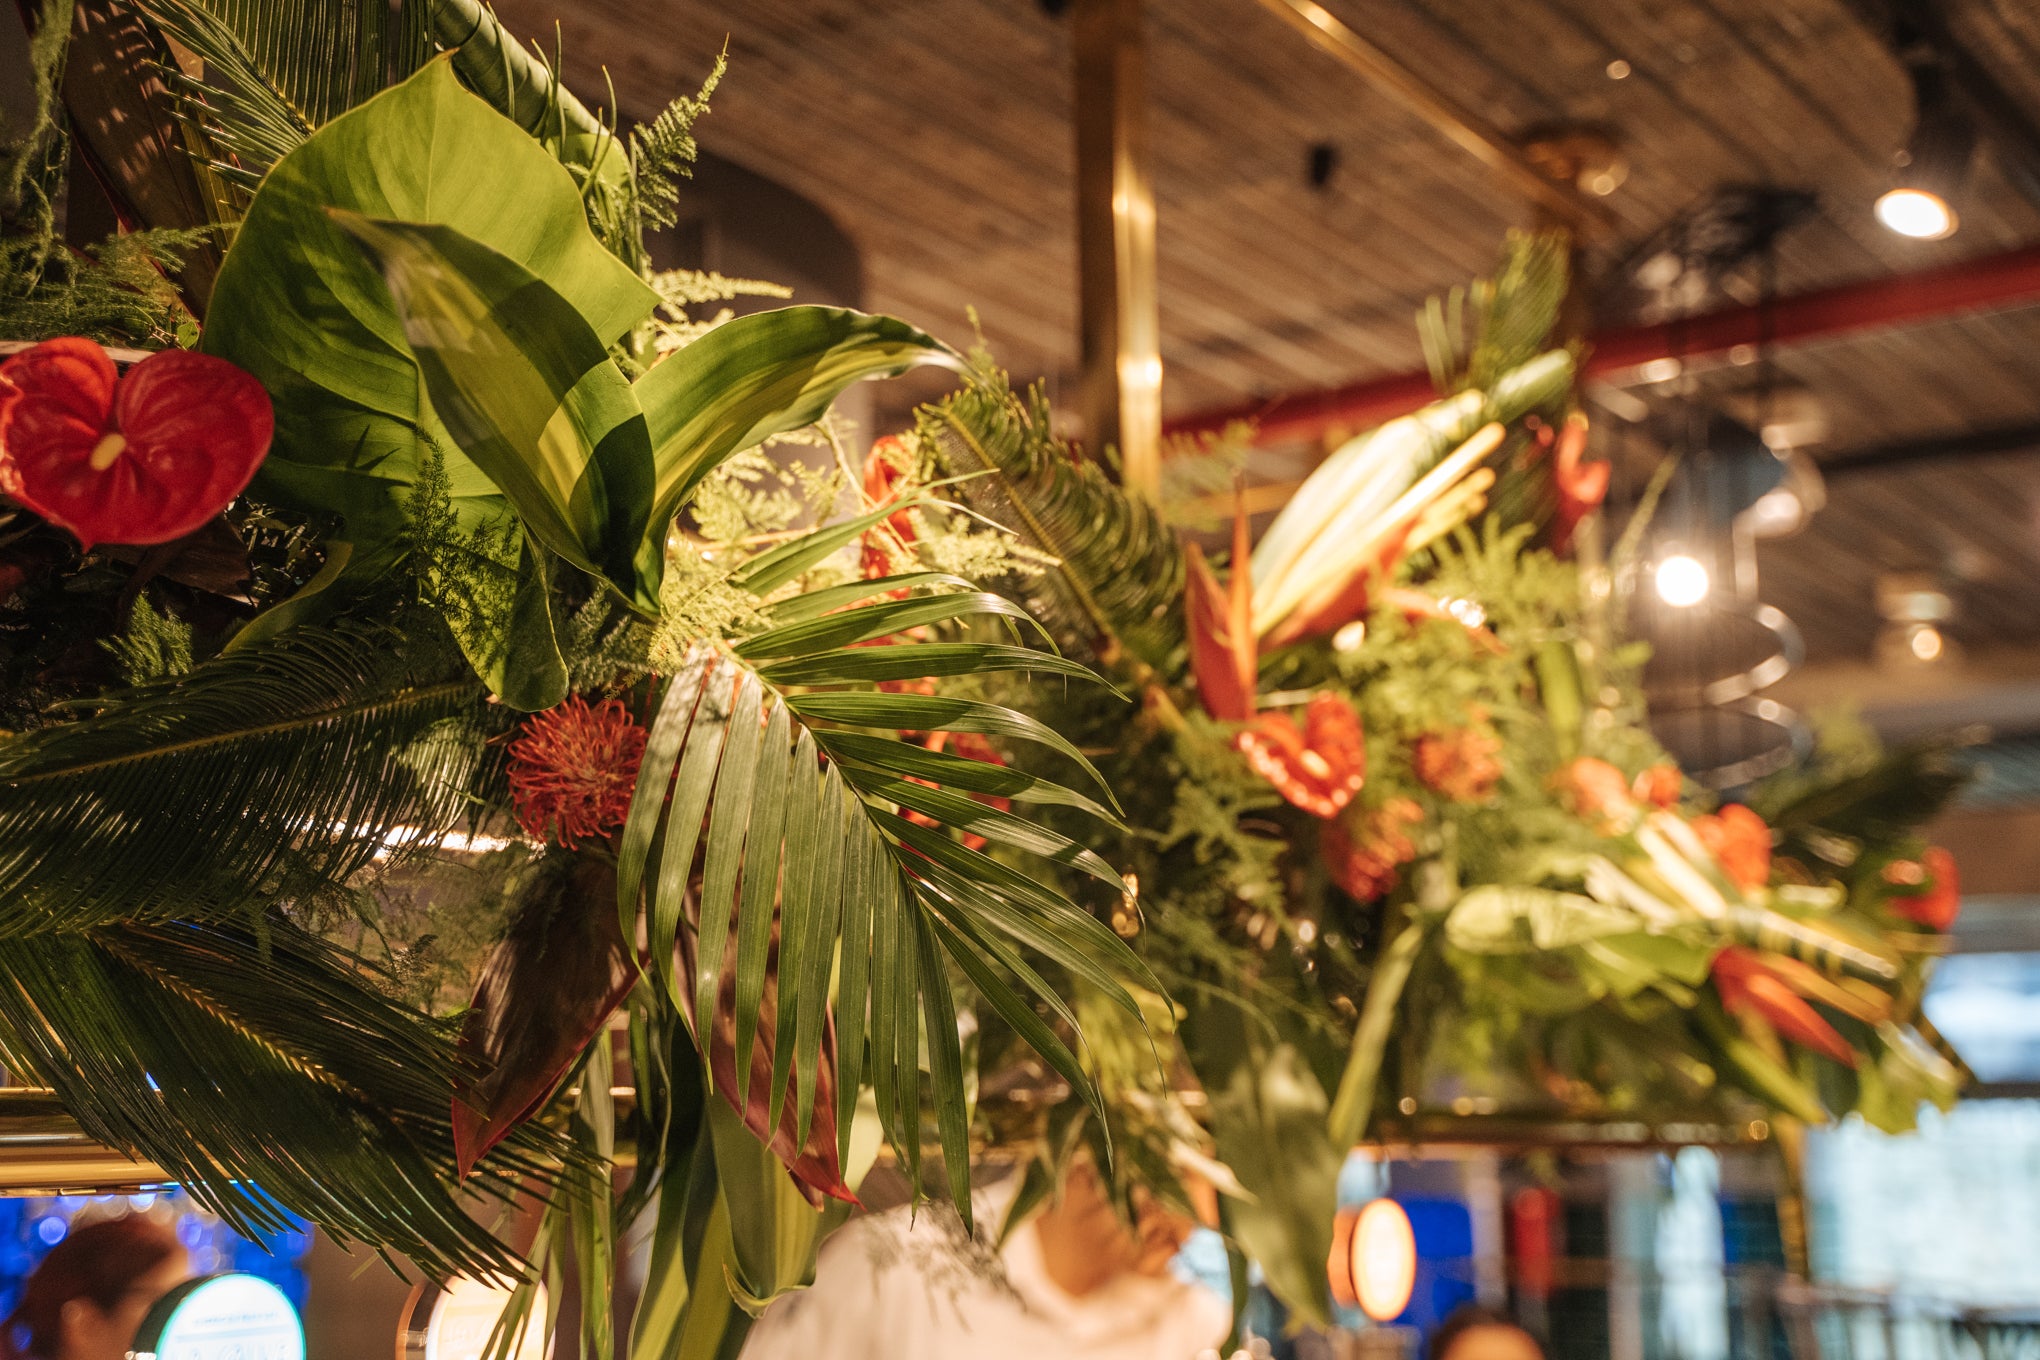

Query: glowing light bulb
1909,624,1945,662
1655,555,1710,608
1875,188,1956,240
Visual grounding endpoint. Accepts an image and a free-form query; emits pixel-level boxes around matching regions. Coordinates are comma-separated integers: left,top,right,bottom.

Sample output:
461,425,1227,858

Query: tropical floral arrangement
0,0,1966,1351
875,236,1970,1321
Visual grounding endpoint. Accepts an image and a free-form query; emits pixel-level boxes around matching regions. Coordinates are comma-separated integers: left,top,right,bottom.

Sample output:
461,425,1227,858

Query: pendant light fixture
1875,53,1974,240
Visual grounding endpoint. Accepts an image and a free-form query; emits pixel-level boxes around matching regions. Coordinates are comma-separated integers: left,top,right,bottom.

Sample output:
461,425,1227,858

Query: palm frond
919,359,1187,675
1419,229,1571,397
0,917,559,1279
127,0,321,189
621,586,1155,1226
0,621,488,932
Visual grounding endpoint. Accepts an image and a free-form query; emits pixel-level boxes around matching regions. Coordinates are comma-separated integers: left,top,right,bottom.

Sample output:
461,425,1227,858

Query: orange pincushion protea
507,695,649,849
1633,763,1683,810
1322,798,1423,902
858,436,917,580
1413,720,1504,803
1693,803,1772,893
1551,757,1637,833
1885,846,1960,930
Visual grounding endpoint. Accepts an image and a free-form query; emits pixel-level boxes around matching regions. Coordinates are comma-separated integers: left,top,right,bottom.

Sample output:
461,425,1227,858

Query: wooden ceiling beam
1166,241,2040,446
1251,0,1616,233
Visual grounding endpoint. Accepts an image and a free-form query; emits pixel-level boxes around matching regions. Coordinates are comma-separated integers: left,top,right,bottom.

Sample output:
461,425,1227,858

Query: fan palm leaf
919,361,1187,676
0,916,561,1279
620,583,1155,1224
0,621,488,933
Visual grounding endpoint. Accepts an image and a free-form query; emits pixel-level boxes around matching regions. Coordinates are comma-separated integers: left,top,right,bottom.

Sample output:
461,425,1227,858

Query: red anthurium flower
858,435,917,580
1323,798,1422,901
1693,803,1772,894
1549,413,1608,555
507,695,650,849
1237,691,1366,819
0,338,272,548
1712,945,1857,1067
1885,846,1961,930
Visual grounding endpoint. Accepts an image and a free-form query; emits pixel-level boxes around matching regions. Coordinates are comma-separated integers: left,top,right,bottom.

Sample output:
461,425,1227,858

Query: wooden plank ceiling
492,0,2040,665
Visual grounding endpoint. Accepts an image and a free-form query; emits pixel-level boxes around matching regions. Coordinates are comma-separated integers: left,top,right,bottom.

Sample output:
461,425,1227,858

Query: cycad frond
0,917,557,1279
185,0,402,126
0,621,488,931
1419,229,1571,397
623,584,1153,1223
127,0,323,187
919,361,1187,675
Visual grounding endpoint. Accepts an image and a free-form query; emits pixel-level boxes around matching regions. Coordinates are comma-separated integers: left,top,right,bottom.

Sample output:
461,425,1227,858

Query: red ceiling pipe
1164,242,2040,446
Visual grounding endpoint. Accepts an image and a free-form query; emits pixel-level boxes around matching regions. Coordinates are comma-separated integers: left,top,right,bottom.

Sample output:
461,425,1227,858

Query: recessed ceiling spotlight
1606,59,1632,80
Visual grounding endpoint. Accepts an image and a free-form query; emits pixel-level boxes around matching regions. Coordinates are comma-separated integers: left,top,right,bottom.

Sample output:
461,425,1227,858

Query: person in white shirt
741,1160,1230,1360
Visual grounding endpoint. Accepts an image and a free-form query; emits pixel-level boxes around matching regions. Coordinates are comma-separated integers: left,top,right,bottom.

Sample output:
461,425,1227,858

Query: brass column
1072,0,1162,496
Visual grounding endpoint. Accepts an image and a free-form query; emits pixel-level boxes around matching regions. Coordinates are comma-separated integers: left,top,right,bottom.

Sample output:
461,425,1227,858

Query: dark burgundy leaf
678,900,853,1206
452,851,636,1177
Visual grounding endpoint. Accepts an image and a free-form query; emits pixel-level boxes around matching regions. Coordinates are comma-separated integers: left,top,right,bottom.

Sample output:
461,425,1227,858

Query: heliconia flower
1549,412,1608,555
858,435,918,580
1323,798,1423,902
1185,543,1256,723
1185,489,1258,722
1237,691,1367,819
0,338,272,548
1633,763,1683,810
1551,757,1637,832
1693,803,1771,894
1262,522,1414,650
1712,945,1857,1067
507,695,649,849
1413,717,1504,803
1885,846,1960,931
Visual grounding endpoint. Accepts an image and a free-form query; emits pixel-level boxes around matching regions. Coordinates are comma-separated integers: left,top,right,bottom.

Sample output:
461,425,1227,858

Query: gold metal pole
1252,0,1617,234
1073,0,1163,496
0,1089,168,1195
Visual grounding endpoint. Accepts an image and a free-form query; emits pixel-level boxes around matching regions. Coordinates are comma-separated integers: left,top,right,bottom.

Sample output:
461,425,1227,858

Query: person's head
1428,1305,1545,1360
1032,1159,1200,1296
1,1216,192,1360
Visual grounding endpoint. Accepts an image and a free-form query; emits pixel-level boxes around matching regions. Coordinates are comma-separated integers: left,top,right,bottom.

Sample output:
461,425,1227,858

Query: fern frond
100,596,194,685
919,359,1187,674
0,917,557,1279
0,621,488,932
630,50,725,234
